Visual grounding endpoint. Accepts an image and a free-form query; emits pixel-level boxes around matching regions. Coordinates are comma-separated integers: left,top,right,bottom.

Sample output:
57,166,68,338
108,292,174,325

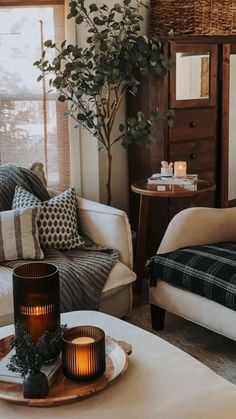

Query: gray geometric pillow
12,186,85,250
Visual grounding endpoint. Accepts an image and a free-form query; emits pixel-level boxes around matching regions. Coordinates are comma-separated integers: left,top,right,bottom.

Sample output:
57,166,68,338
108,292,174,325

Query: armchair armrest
158,207,236,254
77,197,133,269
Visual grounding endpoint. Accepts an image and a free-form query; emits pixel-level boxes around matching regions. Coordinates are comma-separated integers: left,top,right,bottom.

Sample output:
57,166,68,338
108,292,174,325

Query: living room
0,0,236,417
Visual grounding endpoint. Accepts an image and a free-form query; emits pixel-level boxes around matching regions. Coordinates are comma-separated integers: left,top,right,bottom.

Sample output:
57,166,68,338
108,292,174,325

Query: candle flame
20,304,54,315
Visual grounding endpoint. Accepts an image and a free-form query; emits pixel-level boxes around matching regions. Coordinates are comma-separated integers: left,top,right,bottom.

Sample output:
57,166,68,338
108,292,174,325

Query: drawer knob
190,153,197,160
190,121,197,128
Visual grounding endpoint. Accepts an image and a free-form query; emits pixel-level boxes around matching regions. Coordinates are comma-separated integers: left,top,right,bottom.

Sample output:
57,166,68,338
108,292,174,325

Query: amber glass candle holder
62,326,106,381
12,262,60,344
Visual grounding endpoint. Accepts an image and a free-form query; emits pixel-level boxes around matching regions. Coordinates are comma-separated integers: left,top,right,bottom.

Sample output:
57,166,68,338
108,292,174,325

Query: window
0,1,70,190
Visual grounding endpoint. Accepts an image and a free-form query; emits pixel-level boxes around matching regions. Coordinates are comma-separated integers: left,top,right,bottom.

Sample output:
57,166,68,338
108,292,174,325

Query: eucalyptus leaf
89,3,98,12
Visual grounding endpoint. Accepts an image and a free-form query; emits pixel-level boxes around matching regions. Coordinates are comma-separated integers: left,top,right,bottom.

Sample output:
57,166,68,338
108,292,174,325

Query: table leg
190,196,198,207
134,194,149,294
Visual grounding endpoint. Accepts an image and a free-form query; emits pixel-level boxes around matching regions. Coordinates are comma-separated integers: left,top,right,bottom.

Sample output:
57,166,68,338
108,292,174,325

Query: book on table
0,349,61,386
147,174,198,192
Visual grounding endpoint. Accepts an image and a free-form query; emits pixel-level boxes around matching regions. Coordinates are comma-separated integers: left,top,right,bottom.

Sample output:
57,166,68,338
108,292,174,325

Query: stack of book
147,174,198,192
0,349,61,386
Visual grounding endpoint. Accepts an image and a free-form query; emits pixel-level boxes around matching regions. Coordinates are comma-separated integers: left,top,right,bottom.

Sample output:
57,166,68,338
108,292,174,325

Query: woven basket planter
150,0,236,36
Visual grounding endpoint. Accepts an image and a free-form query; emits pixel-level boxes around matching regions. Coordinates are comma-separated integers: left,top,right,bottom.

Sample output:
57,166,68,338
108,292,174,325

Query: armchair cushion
149,242,236,311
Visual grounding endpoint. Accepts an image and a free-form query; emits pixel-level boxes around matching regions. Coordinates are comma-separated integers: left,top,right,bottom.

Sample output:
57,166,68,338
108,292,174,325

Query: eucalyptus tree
35,0,172,205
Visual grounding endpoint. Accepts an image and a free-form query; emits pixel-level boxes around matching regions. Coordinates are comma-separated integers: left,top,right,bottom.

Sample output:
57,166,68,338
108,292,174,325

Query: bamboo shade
0,2,70,191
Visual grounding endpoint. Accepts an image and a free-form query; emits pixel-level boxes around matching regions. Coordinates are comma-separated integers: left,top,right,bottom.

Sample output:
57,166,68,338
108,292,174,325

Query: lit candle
72,337,95,344
62,326,106,381
174,161,187,178
20,303,55,343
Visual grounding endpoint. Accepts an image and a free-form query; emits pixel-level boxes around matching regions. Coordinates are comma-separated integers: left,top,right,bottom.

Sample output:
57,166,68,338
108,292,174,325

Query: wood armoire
128,36,236,254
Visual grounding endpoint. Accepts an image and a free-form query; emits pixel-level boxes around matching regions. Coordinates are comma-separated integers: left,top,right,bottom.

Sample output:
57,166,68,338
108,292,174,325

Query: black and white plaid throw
148,242,236,311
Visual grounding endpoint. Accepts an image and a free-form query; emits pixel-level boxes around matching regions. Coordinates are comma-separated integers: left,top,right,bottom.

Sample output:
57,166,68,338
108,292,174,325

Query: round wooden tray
0,335,131,407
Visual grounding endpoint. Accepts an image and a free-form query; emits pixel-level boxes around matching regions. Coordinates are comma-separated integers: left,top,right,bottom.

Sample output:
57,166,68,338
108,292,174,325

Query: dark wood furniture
131,179,215,293
128,36,236,257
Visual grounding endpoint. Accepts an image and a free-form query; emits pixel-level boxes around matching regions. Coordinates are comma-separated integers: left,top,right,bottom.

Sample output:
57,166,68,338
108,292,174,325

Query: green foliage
34,0,171,147
34,0,173,204
7,323,66,377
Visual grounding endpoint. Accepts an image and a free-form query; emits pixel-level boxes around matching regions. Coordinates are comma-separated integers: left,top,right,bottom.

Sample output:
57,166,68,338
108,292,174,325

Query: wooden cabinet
128,36,236,253
169,109,216,141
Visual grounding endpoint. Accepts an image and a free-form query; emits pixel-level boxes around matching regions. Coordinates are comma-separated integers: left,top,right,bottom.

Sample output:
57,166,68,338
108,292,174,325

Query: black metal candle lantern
62,326,106,381
13,262,60,343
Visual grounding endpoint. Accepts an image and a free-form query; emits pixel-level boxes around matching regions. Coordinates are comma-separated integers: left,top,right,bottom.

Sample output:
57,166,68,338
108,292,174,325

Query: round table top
131,179,215,198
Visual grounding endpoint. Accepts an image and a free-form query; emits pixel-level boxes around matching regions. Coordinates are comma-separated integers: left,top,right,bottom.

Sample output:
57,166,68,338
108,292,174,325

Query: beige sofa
0,196,136,326
150,207,236,341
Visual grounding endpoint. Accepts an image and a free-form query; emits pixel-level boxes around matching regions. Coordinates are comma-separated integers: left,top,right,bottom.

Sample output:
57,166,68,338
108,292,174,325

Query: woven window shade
150,0,236,36
0,2,70,191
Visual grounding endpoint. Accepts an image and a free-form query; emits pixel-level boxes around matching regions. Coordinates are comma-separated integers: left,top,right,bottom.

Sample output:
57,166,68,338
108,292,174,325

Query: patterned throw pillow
0,207,44,261
12,186,85,250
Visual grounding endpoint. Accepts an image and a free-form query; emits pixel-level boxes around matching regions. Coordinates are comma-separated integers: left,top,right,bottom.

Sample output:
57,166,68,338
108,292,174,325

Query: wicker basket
150,0,236,36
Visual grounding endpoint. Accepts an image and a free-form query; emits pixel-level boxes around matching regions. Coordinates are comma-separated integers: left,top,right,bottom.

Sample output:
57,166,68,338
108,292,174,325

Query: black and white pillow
0,207,44,261
12,186,85,250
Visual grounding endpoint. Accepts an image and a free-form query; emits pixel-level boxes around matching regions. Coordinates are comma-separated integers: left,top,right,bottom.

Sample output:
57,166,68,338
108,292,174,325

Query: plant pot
23,371,49,399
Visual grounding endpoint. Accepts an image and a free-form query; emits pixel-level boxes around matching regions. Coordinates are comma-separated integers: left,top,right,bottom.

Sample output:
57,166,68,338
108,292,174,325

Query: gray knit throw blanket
4,248,118,312
0,164,50,211
1,164,118,311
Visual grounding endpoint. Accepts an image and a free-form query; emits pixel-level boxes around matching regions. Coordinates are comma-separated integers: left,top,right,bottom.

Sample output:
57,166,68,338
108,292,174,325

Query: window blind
0,2,70,191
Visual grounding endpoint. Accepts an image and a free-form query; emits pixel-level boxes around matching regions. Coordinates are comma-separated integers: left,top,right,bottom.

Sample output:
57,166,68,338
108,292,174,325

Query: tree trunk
106,146,112,206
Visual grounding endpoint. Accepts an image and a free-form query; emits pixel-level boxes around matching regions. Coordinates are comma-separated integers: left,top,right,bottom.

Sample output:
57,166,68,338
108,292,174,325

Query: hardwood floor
126,304,236,384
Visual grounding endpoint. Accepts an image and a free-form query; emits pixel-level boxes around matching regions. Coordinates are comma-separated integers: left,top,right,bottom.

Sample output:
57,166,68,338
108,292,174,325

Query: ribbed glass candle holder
12,262,60,344
62,326,106,381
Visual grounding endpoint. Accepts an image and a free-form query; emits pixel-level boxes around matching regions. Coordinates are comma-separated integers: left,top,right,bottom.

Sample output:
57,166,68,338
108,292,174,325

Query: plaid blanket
148,242,236,311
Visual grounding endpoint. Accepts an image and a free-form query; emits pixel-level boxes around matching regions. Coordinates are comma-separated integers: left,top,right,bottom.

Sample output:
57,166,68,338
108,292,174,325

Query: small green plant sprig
7,323,66,378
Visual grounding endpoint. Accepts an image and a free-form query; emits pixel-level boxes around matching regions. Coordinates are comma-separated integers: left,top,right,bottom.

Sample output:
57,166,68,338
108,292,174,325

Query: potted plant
7,323,63,399
35,0,173,205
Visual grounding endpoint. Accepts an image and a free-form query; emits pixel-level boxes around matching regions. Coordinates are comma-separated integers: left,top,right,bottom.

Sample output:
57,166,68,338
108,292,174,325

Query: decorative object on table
0,333,131,406
147,174,198,192
34,0,173,206
12,262,60,352
62,326,106,381
160,161,173,177
6,323,64,399
174,161,187,178
0,347,61,386
150,0,236,37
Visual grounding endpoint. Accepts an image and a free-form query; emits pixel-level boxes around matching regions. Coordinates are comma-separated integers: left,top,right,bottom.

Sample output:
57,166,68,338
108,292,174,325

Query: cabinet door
221,44,236,207
170,42,217,108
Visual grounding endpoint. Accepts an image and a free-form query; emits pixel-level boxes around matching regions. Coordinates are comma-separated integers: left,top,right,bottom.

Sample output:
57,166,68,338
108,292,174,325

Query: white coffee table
0,310,236,419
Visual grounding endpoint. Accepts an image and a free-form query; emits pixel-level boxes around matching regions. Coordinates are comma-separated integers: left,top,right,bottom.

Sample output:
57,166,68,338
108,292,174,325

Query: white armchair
77,197,136,318
0,197,136,326
150,207,236,341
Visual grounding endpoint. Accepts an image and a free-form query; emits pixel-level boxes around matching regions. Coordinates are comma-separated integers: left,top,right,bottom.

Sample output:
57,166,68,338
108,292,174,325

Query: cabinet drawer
169,109,216,141
169,140,216,173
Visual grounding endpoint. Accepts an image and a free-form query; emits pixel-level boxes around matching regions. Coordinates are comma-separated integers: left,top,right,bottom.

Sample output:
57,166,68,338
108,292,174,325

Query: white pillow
0,207,44,261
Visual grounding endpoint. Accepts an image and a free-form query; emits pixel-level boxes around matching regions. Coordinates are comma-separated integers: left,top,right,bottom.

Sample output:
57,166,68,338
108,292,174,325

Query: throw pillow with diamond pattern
12,186,85,249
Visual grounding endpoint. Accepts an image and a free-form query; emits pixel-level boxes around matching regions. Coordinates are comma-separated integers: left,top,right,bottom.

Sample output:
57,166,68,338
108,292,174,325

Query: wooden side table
131,179,216,294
